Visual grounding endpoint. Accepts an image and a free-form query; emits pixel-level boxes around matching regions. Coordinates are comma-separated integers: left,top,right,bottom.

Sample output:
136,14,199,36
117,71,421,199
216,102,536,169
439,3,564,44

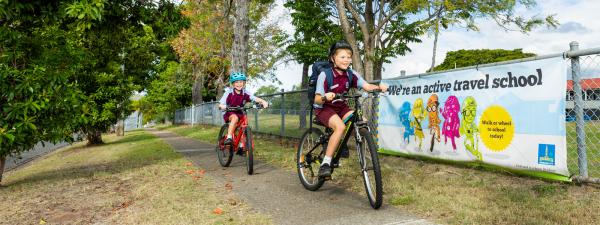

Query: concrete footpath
150,129,436,225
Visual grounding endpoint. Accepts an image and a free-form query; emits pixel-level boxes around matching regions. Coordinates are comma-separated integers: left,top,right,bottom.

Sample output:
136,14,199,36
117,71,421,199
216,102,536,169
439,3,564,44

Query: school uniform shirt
219,88,256,121
313,68,366,109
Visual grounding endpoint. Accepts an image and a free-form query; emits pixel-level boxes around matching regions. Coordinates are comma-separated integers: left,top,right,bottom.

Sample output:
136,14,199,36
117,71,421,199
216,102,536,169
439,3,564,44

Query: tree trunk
0,155,5,184
430,15,441,72
299,63,309,129
231,0,249,74
364,47,376,80
335,0,364,76
86,130,103,145
192,64,204,105
116,119,124,136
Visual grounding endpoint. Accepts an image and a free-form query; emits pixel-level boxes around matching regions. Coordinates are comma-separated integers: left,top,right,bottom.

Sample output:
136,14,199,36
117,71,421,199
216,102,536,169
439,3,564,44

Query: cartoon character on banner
460,96,482,160
411,98,426,150
427,94,441,152
399,101,414,144
441,95,460,150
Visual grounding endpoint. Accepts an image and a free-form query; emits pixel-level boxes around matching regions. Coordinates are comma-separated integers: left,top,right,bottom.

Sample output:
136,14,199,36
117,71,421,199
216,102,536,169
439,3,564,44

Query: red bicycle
216,104,261,175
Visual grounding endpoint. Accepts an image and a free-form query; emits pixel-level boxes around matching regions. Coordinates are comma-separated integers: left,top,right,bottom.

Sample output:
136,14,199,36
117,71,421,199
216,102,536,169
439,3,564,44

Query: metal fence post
570,41,588,178
281,89,285,137
255,108,259,131
191,104,195,127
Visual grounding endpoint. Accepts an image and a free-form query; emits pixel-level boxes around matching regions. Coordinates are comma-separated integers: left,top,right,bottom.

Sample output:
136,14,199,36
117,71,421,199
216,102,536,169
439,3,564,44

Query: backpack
307,61,354,107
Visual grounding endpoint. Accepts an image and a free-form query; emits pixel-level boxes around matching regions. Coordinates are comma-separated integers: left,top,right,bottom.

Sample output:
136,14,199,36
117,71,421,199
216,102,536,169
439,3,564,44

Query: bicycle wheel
245,127,254,175
297,128,325,191
216,124,234,167
357,127,383,209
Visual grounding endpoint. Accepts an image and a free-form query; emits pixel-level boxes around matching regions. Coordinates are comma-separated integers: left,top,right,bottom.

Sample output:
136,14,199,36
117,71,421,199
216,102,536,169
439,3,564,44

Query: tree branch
344,0,369,38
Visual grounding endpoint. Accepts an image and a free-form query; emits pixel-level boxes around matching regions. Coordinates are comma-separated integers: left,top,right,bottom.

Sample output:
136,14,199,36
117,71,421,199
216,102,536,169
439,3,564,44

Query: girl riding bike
218,72,269,150
314,41,388,178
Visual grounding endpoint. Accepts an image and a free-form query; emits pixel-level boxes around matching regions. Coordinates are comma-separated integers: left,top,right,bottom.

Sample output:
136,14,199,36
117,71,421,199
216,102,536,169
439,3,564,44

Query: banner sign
378,57,568,177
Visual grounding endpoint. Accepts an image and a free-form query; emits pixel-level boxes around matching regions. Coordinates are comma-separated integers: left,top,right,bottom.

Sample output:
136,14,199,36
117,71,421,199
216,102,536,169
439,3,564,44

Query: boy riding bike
218,72,269,151
314,41,387,179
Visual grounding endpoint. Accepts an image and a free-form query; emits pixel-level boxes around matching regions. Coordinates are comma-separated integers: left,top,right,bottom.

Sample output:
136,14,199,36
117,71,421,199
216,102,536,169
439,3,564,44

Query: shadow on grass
4,133,179,187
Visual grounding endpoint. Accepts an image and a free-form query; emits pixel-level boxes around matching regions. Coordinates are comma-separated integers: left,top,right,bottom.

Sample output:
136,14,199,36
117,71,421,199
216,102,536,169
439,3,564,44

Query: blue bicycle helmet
229,72,247,83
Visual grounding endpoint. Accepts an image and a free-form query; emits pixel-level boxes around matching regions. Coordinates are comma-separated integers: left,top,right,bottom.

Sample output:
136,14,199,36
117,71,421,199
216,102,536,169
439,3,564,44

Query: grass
249,111,309,138
566,121,600,177
168,124,600,225
0,130,271,225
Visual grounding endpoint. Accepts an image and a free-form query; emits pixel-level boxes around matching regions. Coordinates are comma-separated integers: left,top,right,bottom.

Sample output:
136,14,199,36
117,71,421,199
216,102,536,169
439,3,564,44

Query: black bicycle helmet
328,40,353,61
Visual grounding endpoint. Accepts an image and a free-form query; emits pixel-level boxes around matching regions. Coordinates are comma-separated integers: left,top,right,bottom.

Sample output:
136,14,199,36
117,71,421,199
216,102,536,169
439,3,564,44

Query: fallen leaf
39,219,46,224
193,175,203,180
185,170,195,174
225,183,233,190
198,169,206,175
185,162,193,166
213,208,223,215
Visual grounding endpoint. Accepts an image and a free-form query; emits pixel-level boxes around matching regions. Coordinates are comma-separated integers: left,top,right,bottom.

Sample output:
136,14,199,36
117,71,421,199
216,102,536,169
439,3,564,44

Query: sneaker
340,145,349,158
236,148,245,156
318,163,332,178
224,138,233,146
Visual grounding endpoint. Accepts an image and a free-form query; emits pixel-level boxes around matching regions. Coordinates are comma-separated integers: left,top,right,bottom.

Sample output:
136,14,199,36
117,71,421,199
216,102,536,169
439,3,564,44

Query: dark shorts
223,112,244,123
315,103,352,126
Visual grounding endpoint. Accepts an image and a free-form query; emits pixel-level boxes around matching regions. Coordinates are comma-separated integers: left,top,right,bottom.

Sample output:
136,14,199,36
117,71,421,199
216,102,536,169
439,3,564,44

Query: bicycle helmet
229,72,247,83
328,40,353,61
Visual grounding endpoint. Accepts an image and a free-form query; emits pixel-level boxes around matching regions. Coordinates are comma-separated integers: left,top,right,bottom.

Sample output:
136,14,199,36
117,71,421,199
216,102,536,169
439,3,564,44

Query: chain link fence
174,42,599,183
174,89,380,140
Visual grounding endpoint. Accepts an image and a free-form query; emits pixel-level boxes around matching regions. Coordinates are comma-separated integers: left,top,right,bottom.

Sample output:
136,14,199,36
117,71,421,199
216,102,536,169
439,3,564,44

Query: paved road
150,129,436,225
5,141,68,171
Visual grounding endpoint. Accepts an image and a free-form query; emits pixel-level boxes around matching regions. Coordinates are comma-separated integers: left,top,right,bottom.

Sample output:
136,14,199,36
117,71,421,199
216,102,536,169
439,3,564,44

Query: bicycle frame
306,93,372,162
220,112,253,152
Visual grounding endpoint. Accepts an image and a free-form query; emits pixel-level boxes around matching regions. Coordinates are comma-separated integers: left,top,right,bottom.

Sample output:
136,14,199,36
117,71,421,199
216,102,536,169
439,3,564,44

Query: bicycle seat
312,117,325,126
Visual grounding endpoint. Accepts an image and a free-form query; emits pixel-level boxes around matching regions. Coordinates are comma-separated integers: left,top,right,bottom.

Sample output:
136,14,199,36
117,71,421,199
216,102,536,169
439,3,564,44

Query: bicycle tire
357,128,383,209
217,124,234,167
245,127,254,175
297,128,325,191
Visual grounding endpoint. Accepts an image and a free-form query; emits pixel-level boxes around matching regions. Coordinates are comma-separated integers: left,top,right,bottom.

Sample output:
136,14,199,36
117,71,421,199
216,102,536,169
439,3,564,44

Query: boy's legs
339,110,355,158
317,114,345,178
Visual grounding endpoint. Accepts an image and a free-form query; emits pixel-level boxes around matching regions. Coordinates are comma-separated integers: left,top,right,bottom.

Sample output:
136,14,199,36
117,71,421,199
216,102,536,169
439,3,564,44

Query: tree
172,0,232,105
433,48,536,71
0,0,95,182
73,0,169,144
334,0,557,81
140,61,193,123
423,1,557,71
172,0,284,103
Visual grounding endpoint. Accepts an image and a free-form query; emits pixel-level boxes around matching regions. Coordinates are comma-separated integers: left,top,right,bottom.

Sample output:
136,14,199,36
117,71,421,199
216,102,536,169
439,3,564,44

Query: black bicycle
296,91,383,209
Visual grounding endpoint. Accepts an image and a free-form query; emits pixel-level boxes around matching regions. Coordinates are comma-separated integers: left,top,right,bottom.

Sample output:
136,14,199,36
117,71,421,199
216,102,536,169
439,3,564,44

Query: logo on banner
538,144,556,165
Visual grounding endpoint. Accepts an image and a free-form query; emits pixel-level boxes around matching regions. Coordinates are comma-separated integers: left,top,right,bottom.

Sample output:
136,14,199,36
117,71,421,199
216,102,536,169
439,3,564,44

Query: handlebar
224,104,265,112
330,90,386,103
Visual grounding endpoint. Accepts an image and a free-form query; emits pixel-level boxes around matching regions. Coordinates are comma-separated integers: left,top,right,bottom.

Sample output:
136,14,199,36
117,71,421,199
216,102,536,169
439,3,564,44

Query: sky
248,0,600,91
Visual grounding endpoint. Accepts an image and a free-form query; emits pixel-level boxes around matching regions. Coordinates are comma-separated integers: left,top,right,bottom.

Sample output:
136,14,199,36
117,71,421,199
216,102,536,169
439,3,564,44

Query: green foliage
284,0,343,65
255,85,280,96
433,49,536,71
0,0,187,156
139,61,193,123
0,1,87,157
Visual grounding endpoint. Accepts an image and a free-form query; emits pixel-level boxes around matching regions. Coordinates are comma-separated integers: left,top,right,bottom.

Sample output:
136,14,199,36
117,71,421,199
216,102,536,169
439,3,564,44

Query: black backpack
307,61,354,107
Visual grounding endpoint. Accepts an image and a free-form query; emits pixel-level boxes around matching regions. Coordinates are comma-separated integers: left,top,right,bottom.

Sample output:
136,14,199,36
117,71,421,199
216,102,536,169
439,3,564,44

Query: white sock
322,156,332,166
227,134,232,139
239,142,243,148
